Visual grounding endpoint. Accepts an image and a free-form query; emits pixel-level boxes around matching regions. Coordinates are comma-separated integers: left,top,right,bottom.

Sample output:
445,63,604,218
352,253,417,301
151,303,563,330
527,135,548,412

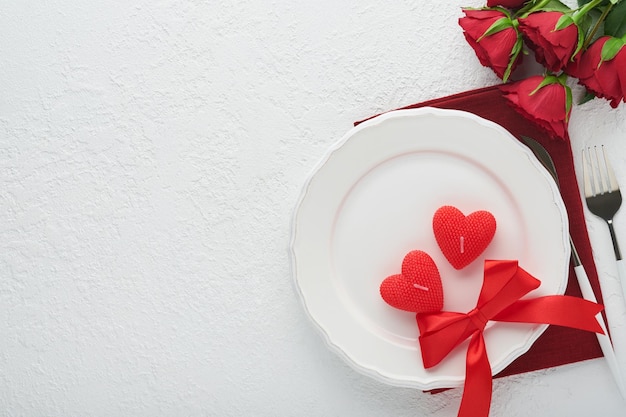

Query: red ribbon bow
416,260,604,417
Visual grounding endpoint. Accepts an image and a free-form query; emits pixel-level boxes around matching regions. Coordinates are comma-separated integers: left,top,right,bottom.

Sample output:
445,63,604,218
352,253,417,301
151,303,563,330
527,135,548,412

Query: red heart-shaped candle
379,250,444,313
433,205,497,270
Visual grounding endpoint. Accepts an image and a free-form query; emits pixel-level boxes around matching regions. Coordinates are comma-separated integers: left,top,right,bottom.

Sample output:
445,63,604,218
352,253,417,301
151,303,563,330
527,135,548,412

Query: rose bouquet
459,0,626,140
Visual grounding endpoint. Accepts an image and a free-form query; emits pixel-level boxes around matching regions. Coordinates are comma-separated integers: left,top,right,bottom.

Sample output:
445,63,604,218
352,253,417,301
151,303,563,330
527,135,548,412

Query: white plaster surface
2,1,626,416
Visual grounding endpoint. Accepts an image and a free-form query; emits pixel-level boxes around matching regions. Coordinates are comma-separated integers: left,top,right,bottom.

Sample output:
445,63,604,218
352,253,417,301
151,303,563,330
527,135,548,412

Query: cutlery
582,146,626,299
521,136,626,399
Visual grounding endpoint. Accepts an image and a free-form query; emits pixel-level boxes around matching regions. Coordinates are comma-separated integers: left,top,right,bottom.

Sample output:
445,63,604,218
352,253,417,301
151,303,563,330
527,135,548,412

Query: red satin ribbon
416,260,604,417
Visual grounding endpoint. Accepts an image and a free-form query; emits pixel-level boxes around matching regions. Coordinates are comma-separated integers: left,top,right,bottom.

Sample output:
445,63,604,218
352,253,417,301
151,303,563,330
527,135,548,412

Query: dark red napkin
356,85,603,377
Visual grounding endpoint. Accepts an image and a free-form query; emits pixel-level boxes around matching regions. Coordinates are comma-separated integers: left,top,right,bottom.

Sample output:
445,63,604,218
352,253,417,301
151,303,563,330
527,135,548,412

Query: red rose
567,36,626,108
459,9,523,81
487,0,527,8
518,11,580,72
500,75,572,141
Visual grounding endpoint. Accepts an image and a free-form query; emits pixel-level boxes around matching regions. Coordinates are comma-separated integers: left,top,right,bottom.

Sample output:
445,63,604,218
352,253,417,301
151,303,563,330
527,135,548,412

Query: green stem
516,1,539,16
582,2,613,49
525,0,552,13
522,0,552,15
577,0,604,18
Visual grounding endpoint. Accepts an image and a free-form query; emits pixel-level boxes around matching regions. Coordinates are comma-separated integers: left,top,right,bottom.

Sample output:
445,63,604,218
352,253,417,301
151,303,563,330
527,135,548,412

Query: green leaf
565,85,573,122
578,90,597,104
581,8,603,34
530,75,560,95
545,0,574,12
600,36,625,61
605,0,626,36
555,14,575,30
573,22,586,56
478,17,512,41
503,37,524,82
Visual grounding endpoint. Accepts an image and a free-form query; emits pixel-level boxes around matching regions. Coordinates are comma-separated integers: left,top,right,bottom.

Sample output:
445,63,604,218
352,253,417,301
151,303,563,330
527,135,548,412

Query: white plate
290,108,570,390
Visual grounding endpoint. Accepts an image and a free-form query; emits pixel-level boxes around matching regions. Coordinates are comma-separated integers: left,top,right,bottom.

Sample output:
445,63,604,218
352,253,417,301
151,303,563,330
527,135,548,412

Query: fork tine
602,145,620,192
584,146,620,196
593,146,605,194
582,147,595,197
590,146,604,195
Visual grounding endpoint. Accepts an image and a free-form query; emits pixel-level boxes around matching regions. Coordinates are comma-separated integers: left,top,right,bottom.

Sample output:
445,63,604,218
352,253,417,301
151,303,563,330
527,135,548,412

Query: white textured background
2,1,626,416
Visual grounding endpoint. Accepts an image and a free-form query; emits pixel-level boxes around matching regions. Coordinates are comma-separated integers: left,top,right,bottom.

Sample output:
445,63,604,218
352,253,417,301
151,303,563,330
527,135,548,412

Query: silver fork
522,136,626,398
582,146,626,298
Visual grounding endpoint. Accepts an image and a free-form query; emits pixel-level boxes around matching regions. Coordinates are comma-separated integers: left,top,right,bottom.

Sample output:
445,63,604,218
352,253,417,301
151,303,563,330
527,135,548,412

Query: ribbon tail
458,331,492,417
493,296,604,334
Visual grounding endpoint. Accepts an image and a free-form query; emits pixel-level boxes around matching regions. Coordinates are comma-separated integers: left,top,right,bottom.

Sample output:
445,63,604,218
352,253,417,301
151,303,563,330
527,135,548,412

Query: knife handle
574,264,626,400
573,264,600,304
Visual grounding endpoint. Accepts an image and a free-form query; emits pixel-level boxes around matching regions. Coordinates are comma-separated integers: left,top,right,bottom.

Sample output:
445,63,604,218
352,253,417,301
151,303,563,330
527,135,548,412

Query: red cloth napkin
355,85,603,377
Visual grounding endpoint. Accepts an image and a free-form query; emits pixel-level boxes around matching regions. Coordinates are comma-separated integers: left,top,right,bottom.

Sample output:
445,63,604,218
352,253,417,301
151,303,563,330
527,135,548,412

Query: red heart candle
433,206,496,270
379,250,444,313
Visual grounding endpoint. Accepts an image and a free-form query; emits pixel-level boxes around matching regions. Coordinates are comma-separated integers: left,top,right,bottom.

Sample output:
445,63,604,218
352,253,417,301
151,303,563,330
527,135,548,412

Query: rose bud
459,9,523,82
567,36,626,108
518,11,581,73
500,75,572,141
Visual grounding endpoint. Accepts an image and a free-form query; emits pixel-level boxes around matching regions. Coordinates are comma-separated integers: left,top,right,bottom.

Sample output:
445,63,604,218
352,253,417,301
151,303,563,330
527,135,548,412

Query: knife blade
521,135,626,399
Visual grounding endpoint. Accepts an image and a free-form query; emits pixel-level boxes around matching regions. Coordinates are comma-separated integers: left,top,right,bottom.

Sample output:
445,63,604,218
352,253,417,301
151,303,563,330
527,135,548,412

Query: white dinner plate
290,107,570,390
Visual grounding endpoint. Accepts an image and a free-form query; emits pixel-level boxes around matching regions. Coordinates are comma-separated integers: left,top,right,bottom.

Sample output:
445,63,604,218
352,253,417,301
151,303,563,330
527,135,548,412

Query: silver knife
521,135,626,399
